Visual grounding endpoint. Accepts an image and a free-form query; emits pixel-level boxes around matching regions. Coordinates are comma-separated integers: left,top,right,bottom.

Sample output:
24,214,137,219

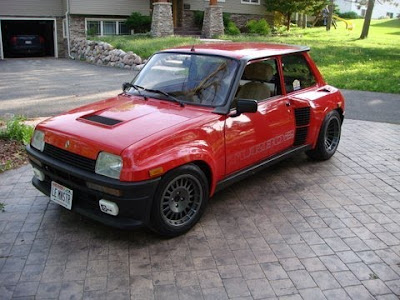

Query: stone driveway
1,119,400,300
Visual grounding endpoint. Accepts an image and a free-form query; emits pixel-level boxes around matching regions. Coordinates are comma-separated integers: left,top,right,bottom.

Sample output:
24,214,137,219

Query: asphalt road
0,58,399,123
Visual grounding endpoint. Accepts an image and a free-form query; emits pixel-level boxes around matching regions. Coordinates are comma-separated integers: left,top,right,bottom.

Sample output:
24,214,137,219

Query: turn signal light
86,182,123,197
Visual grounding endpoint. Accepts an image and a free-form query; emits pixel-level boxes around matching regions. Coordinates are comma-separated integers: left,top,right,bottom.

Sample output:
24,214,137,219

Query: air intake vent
294,107,311,126
43,143,96,173
82,115,122,126
294,127,308,146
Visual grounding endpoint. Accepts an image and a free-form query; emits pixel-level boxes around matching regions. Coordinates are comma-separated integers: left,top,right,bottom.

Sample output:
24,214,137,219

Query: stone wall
230,13,274,31
69,15,86,40
182,10,197,29
70,38,144,70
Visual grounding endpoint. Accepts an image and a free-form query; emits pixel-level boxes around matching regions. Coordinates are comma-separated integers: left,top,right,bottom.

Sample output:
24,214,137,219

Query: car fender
120,118,226,196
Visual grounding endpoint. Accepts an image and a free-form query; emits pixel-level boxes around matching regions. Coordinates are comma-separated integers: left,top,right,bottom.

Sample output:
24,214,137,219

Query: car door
225,58,296,175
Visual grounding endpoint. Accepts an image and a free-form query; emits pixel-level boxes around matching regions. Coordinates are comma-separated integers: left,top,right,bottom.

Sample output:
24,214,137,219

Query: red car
27,43,345,236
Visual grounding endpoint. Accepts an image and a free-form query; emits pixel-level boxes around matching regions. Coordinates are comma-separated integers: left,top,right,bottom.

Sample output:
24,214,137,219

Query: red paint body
34,43,345,197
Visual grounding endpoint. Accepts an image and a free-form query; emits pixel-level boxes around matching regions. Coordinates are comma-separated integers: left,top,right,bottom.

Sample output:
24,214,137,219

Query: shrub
125,12,151,33
194,11,204,28
0,117,34,145
223,13,231,28
246,19,271,35
337,11,360,19
225,21,240,35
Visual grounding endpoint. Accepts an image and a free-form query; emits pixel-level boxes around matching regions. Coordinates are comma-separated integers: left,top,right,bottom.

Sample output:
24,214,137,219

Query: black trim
216,144,311,192
81,115,122,126
27,145,161,229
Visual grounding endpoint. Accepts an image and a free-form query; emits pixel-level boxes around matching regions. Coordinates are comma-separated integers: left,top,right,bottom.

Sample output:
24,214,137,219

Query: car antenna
191,45,195,52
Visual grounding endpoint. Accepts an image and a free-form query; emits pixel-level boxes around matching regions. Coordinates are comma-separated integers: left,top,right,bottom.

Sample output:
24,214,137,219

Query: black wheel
306,110,342,161
150,164,209,236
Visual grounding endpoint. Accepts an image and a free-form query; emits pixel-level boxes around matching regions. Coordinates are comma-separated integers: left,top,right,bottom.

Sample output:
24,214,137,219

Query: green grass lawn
98,19,400,93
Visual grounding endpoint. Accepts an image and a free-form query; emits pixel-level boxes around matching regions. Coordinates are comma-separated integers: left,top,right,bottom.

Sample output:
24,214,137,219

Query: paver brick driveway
0,119,399,299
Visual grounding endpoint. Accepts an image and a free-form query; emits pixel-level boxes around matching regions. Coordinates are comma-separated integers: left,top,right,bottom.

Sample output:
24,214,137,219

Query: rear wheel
150,164,209,236
306,110,341,161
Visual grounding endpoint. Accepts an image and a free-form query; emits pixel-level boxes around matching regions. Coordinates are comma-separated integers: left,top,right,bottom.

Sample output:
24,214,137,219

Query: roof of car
161,42,310,60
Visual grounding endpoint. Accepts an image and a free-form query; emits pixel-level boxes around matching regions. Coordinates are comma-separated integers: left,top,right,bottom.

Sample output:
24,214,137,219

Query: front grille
43,143,96,173
294,127,308,146
294,107,311,126
82,115,122,126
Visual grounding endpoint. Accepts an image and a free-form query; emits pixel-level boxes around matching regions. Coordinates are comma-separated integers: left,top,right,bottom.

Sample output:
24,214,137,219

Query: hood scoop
81,115,123,126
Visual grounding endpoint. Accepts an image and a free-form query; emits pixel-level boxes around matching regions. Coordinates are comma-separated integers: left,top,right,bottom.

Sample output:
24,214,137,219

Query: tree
359,0,399,39
360,0,375,39
264,0,307,31
264,0,328,31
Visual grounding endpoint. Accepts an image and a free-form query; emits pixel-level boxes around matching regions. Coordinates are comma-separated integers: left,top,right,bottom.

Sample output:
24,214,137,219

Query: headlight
31,130,45,152
95,152,123,179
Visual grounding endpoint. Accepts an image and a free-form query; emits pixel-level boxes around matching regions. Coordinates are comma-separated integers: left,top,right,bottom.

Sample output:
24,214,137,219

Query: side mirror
122,82,131,92
231,99,258,117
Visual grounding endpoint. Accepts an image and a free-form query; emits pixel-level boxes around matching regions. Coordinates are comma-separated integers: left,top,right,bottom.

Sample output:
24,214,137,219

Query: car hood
37,94,210,159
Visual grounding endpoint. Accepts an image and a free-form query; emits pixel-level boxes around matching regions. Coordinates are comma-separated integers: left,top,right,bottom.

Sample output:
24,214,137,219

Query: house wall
0,0,64,17
335,0,400,18
69,0,151,16
185,0,265,15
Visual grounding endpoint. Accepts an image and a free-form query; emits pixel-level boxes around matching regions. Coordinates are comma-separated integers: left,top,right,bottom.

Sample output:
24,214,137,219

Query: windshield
131,53,239,106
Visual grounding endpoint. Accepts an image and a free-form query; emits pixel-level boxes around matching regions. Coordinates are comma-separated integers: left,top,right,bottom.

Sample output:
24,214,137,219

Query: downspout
65,0,74,59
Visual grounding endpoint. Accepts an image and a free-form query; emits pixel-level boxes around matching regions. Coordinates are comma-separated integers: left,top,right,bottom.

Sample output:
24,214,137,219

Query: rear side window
281,54,316,93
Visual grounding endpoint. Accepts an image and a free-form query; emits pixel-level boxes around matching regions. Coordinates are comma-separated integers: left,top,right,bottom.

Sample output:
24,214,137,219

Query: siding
185,0,265,15
0,0,64,17
69,0,151,16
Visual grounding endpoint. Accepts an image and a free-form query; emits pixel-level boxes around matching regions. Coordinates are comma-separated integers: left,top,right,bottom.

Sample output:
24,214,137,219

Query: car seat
237,63,273,101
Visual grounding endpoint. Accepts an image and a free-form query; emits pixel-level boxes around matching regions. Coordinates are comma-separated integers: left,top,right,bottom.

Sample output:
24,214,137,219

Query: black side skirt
216,144,311,193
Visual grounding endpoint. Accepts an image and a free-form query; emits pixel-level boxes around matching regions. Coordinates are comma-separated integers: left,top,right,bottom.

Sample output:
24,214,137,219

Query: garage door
0,19,56,58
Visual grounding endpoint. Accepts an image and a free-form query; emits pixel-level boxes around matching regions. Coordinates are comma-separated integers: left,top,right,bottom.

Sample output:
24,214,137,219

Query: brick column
202,2,224,38
151,1,174,37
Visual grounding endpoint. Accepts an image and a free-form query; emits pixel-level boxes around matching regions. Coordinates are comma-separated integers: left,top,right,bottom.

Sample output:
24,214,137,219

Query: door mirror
231,99,258,117
122,82,131,92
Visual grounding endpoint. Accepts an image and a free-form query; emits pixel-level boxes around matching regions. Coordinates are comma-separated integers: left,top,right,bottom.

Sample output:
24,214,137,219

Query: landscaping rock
70,38,143,70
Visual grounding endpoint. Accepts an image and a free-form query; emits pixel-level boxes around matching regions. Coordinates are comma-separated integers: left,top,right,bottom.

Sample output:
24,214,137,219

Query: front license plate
25,40,32,44
50,181,73,210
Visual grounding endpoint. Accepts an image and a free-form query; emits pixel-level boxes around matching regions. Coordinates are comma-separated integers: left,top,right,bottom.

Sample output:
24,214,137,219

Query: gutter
65,0,74,59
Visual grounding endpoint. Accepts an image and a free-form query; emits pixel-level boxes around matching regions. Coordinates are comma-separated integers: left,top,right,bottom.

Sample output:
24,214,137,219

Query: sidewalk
0,119,399,299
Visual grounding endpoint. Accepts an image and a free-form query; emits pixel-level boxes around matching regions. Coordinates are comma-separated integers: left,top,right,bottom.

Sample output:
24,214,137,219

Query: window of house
241,0,260,5
281,54,317,93
235,59,281,102
85,19,130,36
87,20,101,35
119,22,130,35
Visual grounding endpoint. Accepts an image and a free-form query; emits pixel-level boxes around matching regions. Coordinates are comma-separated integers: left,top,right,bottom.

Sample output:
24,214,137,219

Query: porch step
174,27,202,37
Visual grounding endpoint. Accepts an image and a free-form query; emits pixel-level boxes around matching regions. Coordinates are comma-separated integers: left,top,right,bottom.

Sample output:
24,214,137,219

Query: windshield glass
131,53,239,106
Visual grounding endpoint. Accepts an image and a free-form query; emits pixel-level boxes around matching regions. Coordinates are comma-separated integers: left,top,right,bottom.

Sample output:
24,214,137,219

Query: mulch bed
0,139,28,172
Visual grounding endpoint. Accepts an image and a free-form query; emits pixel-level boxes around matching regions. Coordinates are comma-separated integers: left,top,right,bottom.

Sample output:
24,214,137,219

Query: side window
235,59,282,102
281,54,316,93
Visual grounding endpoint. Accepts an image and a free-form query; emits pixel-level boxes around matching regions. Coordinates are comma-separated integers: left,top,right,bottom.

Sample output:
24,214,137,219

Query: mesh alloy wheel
160,174,203,227
324,117,340,153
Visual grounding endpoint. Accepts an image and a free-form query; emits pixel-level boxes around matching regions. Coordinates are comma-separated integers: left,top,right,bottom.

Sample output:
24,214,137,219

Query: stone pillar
202,4,224,38
151,1,174,37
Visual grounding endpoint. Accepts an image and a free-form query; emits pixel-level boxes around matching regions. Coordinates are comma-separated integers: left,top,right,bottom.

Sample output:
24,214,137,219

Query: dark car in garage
9,34,45,56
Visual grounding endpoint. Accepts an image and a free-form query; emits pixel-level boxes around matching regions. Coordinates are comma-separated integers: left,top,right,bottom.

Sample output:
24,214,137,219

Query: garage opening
1,20,55,58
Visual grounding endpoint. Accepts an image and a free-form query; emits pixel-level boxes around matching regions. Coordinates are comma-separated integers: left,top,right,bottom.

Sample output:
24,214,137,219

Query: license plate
25,40,32,44
50,181,73,210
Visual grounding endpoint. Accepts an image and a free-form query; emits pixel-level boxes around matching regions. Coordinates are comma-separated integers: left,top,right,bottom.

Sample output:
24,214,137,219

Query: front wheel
306,110,342,161
150,164,209,237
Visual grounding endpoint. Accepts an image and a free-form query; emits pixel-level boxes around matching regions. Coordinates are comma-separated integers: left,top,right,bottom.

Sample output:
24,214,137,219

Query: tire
150,164,209,237
306,110,342,161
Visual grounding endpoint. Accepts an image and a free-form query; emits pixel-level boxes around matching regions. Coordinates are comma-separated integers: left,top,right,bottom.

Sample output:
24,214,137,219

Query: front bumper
26,145,161,229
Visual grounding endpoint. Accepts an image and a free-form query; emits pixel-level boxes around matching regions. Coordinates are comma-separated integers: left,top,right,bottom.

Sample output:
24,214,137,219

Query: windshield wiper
122,82,148,100
143,88,185,107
